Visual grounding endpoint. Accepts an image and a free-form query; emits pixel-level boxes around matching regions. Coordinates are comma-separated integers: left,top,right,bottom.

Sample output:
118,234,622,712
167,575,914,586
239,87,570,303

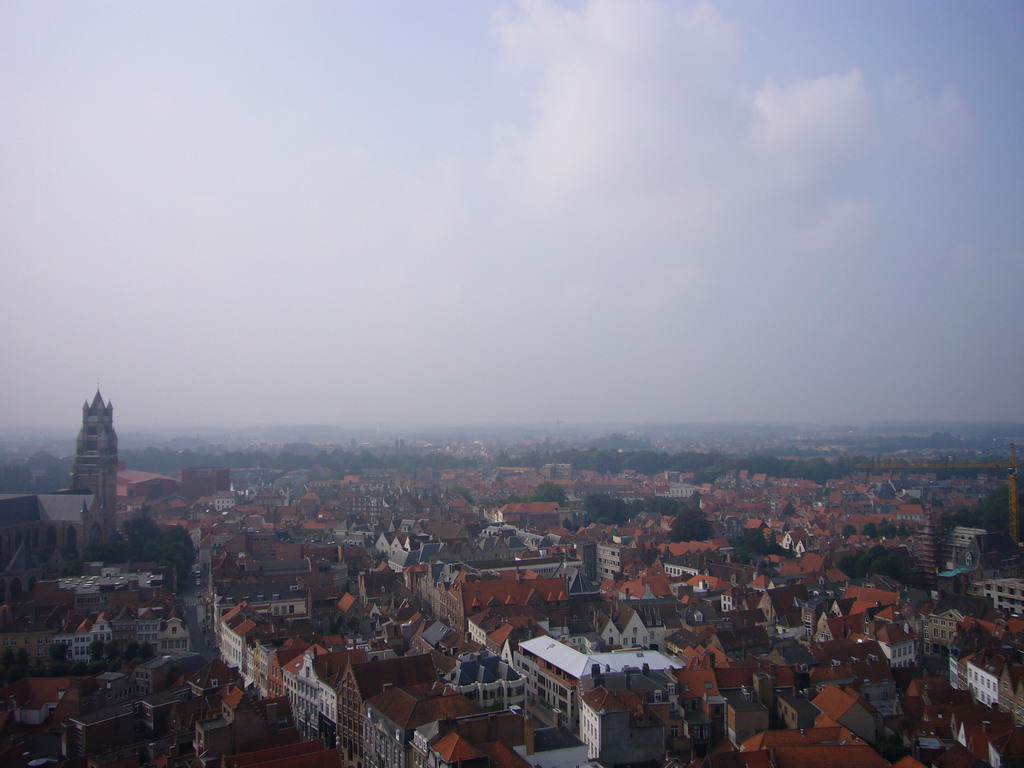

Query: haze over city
3,1,1022,431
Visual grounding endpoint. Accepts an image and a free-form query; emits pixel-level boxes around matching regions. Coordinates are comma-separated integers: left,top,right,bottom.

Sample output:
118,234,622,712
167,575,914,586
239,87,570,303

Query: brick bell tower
69,390,119,543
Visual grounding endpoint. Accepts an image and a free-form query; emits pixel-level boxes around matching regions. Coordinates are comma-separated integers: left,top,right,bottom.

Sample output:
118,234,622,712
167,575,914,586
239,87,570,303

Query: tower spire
70,391,118,547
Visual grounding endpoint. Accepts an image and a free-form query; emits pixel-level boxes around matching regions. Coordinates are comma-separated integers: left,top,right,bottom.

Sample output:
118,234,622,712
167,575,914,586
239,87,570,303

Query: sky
2,1,1023,430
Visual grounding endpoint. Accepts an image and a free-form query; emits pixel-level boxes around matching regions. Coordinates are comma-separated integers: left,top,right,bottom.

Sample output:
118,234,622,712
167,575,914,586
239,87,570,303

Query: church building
0,391,119,602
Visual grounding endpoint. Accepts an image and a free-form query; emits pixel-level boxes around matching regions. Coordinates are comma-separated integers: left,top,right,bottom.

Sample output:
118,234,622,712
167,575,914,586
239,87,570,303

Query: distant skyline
3,1,1023,430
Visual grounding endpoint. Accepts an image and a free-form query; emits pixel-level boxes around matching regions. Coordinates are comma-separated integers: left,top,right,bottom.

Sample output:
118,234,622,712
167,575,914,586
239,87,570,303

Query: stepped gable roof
703,749,774,768
874,622,916,646
990,727,1024,760
581,686,658,724
812,685,864,722
767,744,890,768
672,668,719,697
0,676,72,710
225,748,339,768
189,658,238,692
741,725,859,751
337,593,359,612
432,731,486,763
313,649,367,686
906,677,952,697
455,577,567,612
221,684,246,710
933,741,988,768
366,681,481,729
350,653,437,700
581,686,627,712
892,757,933,768
476,740,533,768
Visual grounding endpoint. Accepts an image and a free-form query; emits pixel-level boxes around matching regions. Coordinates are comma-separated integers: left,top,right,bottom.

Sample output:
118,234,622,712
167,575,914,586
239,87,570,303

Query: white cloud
751,68,871,188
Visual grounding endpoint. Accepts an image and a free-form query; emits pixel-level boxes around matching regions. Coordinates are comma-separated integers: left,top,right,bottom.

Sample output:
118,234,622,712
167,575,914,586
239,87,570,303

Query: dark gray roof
4,542,41,573
533,726,584,752
453,653,520,686
773,642,818,667
420,620,451,647
567,570,600,596
0,492,93,526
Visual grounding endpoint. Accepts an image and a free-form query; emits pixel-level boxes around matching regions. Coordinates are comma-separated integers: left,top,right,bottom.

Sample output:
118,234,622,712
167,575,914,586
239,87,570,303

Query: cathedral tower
69,390,118,542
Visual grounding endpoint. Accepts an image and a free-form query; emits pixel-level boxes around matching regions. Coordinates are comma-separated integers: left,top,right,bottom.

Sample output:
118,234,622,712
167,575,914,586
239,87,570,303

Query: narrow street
181,576,217,661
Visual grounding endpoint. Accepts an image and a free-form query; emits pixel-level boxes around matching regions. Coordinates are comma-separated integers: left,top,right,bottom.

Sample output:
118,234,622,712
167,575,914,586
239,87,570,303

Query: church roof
4,543,40,573
90,390,108,409
0,493,92,526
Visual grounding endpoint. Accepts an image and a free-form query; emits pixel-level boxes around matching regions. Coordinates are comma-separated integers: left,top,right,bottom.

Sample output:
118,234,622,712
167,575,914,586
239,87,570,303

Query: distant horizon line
3,418,1023,437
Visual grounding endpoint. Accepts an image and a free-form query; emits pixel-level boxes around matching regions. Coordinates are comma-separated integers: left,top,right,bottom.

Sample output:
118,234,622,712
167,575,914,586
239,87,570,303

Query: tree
584,494,632,526
838,554,858,577
450,486,474,505
49,642,69,663
529,482,567,505
671,507,711,543
878,522,899,539
841,524,857,537
140,642,155,660
862,522,878,538
89,639,105,662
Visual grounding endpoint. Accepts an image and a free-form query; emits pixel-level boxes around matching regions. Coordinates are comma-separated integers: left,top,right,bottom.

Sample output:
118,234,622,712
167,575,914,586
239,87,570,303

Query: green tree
841,524,857,537
878,522,898,539
671,507,711,543
862,522,878,538
838,554,858,577
877,734,911,763
584,494,632,526
140,642,155,660
49,642,69,663
89,639,105,662
529,482,568,505
449,486,474,505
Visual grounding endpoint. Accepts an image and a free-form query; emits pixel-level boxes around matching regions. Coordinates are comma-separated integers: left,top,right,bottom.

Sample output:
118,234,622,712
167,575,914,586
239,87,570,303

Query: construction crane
857,443,1019,541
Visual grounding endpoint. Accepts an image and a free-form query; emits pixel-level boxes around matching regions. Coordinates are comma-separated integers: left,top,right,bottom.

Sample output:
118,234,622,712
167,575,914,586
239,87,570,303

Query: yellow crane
857,444,1019,541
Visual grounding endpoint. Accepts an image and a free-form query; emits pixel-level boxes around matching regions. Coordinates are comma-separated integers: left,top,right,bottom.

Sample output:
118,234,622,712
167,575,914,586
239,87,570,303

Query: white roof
518,636,683,679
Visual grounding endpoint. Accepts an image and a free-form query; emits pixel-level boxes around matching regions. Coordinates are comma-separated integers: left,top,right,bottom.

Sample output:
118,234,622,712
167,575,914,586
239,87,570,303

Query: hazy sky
3,1,1022,430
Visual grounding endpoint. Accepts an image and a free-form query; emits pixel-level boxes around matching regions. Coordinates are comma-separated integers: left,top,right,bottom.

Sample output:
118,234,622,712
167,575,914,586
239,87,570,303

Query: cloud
751,68,871,188
1,1,1015,427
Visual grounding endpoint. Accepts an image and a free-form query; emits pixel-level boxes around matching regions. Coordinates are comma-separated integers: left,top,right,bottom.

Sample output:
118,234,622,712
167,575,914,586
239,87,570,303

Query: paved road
181,578,217,661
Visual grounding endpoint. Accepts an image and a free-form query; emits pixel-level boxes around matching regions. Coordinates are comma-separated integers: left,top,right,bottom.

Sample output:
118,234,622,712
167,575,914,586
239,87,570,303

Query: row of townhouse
55,611,191,661
0,618,58,659
953,646,1024,716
